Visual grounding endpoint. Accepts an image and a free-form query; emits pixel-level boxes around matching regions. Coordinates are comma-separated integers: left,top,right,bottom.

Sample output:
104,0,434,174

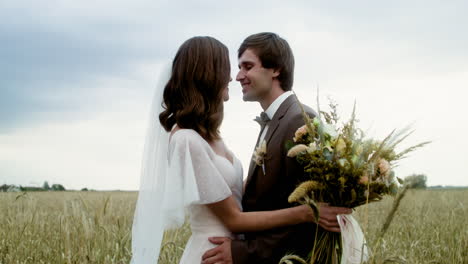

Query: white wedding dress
169,129,244,264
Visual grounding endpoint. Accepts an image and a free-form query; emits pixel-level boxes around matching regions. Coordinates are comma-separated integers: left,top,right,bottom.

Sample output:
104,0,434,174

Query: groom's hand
317,203,352,233
202,237,232,264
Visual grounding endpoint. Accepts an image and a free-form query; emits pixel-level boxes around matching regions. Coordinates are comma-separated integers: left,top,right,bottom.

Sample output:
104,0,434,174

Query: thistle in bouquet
283,94,430,264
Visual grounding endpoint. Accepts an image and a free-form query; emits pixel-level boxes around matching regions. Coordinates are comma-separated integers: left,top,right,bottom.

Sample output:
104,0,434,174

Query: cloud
0,111,147,190
1,0,467,188
0,0,175,132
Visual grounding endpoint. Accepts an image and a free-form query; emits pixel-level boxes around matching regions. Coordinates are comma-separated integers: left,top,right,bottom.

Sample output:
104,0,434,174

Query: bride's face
222,77,232,102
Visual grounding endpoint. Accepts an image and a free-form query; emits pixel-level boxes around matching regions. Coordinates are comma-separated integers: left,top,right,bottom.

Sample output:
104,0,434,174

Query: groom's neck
260,85,285,110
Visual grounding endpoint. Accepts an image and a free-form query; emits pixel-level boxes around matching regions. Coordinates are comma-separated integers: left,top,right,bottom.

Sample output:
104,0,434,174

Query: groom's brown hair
160,36,230,141
238,32,295,91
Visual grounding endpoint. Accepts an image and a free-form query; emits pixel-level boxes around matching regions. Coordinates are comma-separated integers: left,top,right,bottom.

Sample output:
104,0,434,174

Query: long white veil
130,61,233,263
130,64,172,264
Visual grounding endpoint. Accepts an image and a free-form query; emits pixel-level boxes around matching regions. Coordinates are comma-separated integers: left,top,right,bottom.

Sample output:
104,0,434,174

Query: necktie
254,112,271,131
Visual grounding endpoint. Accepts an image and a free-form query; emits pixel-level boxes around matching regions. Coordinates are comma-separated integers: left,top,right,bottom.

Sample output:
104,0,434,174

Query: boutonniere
252,140,267,174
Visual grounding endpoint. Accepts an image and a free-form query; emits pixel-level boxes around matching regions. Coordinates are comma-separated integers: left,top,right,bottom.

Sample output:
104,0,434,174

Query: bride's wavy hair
159,36,231,141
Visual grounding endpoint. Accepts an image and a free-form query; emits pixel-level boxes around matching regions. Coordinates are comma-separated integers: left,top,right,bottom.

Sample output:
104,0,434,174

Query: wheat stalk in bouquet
281,93,430,264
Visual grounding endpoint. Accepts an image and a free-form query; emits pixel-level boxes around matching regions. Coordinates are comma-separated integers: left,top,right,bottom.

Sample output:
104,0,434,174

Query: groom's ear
272,68,281,78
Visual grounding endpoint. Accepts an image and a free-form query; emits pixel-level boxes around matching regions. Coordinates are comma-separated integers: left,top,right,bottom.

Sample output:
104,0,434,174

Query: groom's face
237,49,277,102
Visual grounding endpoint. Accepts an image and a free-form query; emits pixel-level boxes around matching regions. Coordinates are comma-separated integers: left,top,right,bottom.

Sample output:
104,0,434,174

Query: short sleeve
167,130,232,205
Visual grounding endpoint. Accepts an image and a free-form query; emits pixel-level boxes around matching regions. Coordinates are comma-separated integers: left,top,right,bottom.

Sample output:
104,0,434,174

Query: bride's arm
206,196,315,233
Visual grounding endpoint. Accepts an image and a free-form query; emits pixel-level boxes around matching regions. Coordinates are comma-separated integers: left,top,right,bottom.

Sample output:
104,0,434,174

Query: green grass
0,189,466,263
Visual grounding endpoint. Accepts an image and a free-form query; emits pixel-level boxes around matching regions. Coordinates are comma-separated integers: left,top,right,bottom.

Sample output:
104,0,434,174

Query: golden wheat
0,189,466,264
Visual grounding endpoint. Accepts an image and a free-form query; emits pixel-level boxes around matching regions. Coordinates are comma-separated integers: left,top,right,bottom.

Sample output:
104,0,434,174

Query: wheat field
0,189,466,264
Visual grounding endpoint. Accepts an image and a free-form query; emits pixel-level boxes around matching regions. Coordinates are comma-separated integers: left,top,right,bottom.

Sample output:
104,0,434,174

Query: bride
130,36,318,264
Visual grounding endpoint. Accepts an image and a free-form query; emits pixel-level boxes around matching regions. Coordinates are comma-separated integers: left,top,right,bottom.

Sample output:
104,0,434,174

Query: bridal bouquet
284,95,429,264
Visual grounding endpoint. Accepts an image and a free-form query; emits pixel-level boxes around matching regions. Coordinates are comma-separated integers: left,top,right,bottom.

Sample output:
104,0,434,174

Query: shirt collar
264,91,293,119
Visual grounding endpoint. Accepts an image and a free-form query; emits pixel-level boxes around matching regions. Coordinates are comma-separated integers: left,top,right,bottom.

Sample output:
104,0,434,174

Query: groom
202,32,351,264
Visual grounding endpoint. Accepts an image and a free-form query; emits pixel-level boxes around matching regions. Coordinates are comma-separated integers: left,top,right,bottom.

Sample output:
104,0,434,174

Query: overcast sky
1,0,467,190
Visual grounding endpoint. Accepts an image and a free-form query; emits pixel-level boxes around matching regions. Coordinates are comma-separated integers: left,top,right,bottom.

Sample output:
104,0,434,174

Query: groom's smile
237,48,278,103
240,81,251,94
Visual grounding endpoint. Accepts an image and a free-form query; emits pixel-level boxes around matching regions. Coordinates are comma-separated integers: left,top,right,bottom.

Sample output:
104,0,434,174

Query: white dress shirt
258,91,293,145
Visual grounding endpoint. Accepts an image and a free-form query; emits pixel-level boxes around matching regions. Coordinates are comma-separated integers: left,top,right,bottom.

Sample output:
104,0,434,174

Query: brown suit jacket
231,94,318,264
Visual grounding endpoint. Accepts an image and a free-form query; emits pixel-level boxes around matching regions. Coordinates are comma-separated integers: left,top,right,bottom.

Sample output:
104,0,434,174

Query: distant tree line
0,181,66,192
402,174,467,190
42,181,66,191
0,181,94,192
404,174,427,189
428,185,468,190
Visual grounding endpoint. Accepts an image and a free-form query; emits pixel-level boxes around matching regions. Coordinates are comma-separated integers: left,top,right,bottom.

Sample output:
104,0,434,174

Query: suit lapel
244,95,296,188
263,95,295,145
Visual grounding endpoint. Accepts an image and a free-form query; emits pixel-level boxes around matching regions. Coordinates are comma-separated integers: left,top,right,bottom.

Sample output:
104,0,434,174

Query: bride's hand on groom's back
316,203,352,233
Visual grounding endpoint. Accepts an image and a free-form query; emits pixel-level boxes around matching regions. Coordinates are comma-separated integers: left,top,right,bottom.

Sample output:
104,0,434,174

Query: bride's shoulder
169,129,213,160
170,128,206,147
171,128,200,139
